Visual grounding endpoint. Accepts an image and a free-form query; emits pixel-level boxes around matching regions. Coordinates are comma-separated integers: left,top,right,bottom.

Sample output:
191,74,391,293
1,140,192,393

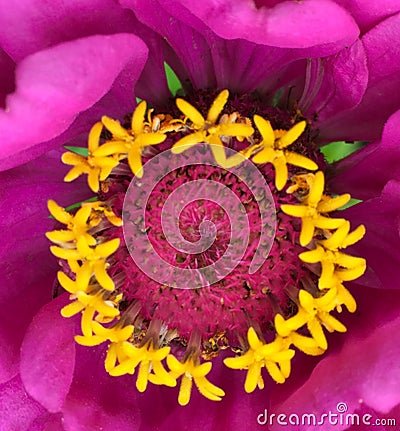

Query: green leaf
321,141,366,164
164,62,183,96
337,198,362,211
65,197,98,212
321,141,366,210
64,146,89,157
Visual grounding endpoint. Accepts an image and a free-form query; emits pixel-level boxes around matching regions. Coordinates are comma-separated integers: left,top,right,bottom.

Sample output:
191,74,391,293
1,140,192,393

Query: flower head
41,87,368,410
1,1,400,430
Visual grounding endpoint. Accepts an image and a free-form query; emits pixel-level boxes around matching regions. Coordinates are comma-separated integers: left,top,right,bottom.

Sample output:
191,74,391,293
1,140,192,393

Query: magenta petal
130,15,172,106
154,353,270,431
0,0,140,61
0,375,47,431
62,343,270,431
0,151,89,384
272,325,400,429
321,11,400,142
175,0,359,49
270,287,400,430
30,413,64,431
20,294,76,413
342,181,400,290
331,109,400,199
207,38,296,94
128,0,359,94
0,33,148,171
63,345,142,431
0,150,90,303
123,0,217,89
335,0,400,33
0,46,15,108
269,285,400,399
303,40,368,124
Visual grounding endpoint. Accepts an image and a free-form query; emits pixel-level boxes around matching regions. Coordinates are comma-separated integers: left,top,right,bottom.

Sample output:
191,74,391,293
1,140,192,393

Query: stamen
171,90,254,167
62,122,119,192
167,355,225,405
109,340,175,392
281,171,349,246
46,200,96,245
299,244,366,290
75,321,134,347
275,289,347,351
99,101,167,178
224,327,295,392
251,115,318,190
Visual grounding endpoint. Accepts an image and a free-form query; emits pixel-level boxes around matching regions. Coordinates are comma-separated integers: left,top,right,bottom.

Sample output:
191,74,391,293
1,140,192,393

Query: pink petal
0,33,148,171
0,150,89,383
0,0,140,61
331,109,400,199
0,0,170,108
335,0,400,33
175,0,359,49
303,40,368,125
62,345,271,430
155,353,270,430
122,0,217,90
272,318,400,430
130,15,172,106
62,345,142,431
127,0,360,95
20,294,76,413
0,375,47,431
0,46,15,109
341,181,400,290
270,286,400,431
321,11,400,142
30,413,64,431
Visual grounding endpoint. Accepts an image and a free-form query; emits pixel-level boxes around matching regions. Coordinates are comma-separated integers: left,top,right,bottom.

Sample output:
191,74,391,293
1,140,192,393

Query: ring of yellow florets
47,90,366,405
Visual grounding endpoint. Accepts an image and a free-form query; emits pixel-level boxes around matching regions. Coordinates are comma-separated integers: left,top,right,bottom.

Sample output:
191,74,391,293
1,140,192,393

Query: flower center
47,89,367,405
114,162,309,342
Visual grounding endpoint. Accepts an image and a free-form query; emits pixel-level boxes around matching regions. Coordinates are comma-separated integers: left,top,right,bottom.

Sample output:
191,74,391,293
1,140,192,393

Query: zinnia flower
1,1,400,430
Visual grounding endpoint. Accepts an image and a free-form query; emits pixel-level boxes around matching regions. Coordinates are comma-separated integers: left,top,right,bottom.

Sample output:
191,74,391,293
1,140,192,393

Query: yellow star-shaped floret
224,327,295,392
299,222,366,289
97,101,166,178
62,290,121,321
281,171,349,246
46,200,96,245
319,220,366,250
57,258,122,326
328,282,357,313
166,355,225,405
251,116,318,190
274,318,326,357
62,122,119,192
77,237,120,286
75,320,133,347
171,90,254,167
51,237,120,291
108,340,175,392
104,340,131,373
286,290,347,350
57,266,91,296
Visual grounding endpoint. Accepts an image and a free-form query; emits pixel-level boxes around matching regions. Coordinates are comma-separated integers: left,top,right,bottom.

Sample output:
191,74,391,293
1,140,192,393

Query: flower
1,1,400,430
